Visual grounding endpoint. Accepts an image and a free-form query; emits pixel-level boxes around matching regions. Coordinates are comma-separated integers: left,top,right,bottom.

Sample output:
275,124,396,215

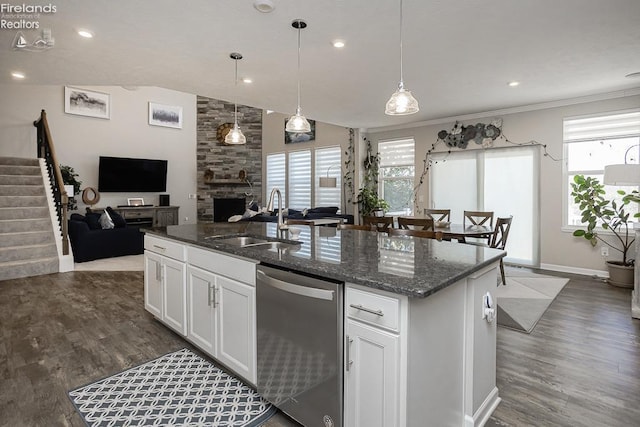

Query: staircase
0,157,59,281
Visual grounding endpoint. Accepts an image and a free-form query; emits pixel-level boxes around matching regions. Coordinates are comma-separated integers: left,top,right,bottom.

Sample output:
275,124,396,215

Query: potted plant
60,164,82,210
570,175,636,287
357,187,390,217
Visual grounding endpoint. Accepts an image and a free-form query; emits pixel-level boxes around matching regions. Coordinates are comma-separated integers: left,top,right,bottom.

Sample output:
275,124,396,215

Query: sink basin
217,236,269,246
245,241,299,251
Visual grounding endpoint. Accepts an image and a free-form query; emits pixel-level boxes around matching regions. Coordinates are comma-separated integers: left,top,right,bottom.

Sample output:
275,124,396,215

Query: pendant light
385,0,419,116
285,19,311,133
225,52,247,145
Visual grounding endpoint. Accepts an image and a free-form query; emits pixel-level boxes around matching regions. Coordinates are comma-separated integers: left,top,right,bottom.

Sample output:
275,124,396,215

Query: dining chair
337,223,375,231
424,209,451,222
388,228,443,241
464,215,513,286
463,210,494,244
398,217,434,231
362,216,394,232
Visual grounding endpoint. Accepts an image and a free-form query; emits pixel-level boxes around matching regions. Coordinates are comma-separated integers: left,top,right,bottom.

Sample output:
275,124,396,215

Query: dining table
434,223,494,243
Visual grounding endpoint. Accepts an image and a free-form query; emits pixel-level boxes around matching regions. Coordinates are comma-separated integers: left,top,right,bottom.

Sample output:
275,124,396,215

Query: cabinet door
162,256,187,336
144,251,163,318
186,265,216,356
216,275,256,385
345,319,400,427
156,208,178,226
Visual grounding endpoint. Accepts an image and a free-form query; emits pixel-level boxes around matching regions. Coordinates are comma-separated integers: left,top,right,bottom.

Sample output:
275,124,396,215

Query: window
378,139,415,215
563,110,640,227
265,153,286,206
315,146,341,208
288,150,311,209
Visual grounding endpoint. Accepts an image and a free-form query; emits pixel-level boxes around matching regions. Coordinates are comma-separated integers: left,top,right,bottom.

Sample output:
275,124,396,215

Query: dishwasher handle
257,270,335,301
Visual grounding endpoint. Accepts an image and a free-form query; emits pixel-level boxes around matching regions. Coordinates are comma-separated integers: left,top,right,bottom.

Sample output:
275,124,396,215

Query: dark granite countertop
143,222,505,299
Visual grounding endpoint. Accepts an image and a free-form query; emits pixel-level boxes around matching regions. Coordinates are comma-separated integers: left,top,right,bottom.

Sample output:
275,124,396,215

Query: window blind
315,146,341,208
265,153,286,206
379,139,415,166
288,150,311,209
564,110,640,142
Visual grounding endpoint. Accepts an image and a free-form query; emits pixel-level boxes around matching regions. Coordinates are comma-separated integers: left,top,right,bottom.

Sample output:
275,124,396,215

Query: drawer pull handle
346,335,353,372
349,304,384,317
153,245,166,251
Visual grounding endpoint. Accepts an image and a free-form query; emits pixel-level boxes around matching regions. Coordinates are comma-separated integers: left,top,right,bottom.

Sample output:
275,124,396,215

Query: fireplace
213,197,246,222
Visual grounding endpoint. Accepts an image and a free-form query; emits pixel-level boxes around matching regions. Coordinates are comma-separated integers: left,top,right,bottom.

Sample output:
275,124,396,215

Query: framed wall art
127,198,145,206
64,86,110,119
284,119,315,144
149,102,183,129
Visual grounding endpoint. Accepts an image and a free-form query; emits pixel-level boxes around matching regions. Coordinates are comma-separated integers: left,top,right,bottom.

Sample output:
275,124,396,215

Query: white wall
0,85,197,224
367,94,640,274
262,111,352,210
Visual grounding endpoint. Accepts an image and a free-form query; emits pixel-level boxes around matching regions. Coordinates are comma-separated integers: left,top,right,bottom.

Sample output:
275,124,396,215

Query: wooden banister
34,110,69,255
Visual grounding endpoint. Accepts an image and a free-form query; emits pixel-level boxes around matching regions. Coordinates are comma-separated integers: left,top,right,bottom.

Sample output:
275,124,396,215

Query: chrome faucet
266,187,288,234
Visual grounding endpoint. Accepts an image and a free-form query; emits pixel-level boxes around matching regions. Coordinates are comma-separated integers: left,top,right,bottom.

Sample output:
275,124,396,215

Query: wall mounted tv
98,156,168,192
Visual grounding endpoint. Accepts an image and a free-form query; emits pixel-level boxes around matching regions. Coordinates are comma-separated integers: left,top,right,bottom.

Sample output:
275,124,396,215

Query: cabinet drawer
144,235,186,261
346,286,400,332
187,245,257,286
123,209,153,218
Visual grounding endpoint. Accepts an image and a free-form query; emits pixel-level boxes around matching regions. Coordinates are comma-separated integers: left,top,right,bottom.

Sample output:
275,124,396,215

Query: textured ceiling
1,0,639,130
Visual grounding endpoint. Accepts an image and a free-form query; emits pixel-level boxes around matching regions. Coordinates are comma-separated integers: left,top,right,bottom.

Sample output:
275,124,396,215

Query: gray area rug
496,269,569,334
68,348,276,427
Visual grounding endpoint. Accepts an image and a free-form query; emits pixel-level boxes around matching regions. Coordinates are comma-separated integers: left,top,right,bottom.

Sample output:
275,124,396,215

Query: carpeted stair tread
0,257,58,282
0,165,41,175
0,243,57,262
0,195,47,208
0,174,43,185
0,230,55,248
0,157,40,166
0,185,45,197
0,206,50,220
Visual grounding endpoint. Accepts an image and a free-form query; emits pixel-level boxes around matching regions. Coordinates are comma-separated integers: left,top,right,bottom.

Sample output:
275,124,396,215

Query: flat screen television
98,156,168,192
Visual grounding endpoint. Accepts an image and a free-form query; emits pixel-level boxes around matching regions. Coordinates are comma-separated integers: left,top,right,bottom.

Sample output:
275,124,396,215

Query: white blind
288,150,311,209
266,153,286,206
564,110,640,142
315,146,342,208
379,139,415,166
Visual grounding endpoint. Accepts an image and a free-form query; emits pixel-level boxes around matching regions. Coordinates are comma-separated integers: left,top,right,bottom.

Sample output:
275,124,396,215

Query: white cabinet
186,246,257,385
345,319,400,427
144,236,187,336
345,285,403,427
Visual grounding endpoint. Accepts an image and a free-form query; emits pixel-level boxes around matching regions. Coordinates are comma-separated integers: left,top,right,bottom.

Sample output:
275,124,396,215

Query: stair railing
34,109,69,255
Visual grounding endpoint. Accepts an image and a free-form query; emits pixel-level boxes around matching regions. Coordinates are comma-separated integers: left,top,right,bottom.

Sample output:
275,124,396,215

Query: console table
90,206,179,227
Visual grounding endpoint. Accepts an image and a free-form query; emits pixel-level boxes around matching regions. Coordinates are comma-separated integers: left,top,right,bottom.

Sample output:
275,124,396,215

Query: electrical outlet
601,246,609,257
184,216,189,222
188,194,197,199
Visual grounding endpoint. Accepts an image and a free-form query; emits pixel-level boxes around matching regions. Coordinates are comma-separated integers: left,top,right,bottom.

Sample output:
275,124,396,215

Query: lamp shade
285,111,311,133
603,164,640,185
319,176,337,188
224,123,246,145
385,86,420,115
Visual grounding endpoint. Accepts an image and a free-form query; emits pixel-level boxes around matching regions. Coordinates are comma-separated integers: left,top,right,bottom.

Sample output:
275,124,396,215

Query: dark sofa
68,212,144,262
240,206,354,225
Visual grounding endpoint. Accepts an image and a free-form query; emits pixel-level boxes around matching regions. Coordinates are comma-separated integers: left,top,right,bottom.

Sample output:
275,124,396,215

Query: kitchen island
143,222,505,427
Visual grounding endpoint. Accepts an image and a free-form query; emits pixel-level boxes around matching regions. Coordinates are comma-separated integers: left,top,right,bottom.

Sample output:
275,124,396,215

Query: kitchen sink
245,241,299,251
217,236,269,246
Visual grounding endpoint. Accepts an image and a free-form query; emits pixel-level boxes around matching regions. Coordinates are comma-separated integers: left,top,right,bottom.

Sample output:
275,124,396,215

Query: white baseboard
539,263,608,278
465,387,501,427
632,291,640,320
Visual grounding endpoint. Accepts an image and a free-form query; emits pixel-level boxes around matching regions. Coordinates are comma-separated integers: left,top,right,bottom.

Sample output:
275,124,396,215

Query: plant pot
607,261,634,288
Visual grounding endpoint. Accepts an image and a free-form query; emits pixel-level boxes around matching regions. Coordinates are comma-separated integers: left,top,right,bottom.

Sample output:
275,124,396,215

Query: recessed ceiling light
242,78,253,84
625,71,640,79
77,29,93,38
253,0,274,13
508,81,520,87
11,71,25,79
333,40,345,48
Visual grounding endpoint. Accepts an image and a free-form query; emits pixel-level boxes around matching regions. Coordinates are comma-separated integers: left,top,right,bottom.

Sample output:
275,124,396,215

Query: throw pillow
106,206,127,228
99,211,114,229
85,212,102,230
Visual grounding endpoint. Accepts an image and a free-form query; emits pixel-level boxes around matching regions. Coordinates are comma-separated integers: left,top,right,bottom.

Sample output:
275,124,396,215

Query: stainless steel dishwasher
256,265,343,427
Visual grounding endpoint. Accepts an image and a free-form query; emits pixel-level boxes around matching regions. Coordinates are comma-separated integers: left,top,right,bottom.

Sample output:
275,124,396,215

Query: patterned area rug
68,348,276,427
496,269,569,334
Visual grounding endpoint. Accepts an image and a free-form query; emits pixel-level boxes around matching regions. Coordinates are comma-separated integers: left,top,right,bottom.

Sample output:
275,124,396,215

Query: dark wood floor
0,270,638,426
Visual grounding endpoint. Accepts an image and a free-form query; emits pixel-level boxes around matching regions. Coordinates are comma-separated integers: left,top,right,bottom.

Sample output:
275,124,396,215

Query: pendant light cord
296,23,302,114
399,0,404,86
234,57,239,124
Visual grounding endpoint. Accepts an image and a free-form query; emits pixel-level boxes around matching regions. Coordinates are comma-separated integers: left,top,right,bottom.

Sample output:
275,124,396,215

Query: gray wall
0,85,197,224
368,93,640,275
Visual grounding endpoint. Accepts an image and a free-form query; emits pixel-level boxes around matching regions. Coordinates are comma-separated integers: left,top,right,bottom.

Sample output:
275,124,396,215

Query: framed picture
284,119,315,144
149,102,183,129
64,86,110,119
127,198,145,206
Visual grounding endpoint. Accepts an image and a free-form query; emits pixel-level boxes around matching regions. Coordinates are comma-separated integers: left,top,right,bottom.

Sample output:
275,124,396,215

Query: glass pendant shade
385,82,419,115
285,107,311,133
225,122,246,144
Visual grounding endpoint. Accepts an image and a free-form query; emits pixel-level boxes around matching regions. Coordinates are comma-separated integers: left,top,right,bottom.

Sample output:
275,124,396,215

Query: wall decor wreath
437,118,503,149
